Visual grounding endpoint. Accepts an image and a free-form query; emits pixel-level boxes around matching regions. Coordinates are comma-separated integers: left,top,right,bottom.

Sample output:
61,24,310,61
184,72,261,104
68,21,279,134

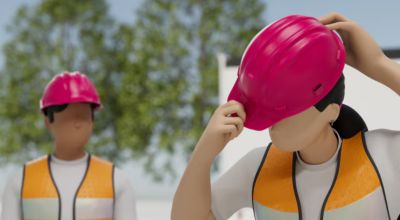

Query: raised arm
319,12,400,95
171,101,246,220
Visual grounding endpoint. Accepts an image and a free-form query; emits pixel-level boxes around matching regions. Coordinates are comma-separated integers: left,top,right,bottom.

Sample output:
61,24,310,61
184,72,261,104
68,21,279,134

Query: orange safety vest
21,154,115,220
252,131,391,220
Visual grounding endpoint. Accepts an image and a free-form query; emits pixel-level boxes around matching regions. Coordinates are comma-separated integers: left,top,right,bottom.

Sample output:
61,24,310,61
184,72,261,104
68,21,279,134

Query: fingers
221,101,246,121
318,13,356,44
223,100,243,108
325,22,354,32
224,117,244,134
223,124,240,139
318,12,350,25
216,101,246,140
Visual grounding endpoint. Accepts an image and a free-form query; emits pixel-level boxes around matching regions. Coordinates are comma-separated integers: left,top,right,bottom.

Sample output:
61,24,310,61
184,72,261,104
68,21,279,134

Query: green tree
0,0,145,163
117,0,192,181
120,0,266,178
185,0,266,155
0,0,266,180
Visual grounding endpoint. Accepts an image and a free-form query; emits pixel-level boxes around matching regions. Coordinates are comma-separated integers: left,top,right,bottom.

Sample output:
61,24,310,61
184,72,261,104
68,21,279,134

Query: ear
328,103,341,122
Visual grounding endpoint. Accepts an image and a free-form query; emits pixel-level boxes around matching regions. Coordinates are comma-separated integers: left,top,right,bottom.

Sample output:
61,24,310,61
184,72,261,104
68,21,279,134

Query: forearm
373,56,400,95
171,138,217,220
172,101,245,220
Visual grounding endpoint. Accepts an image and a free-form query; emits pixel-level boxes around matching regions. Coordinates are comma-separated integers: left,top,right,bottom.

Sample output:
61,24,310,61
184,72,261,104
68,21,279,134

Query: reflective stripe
75,198,114,219
254,200,298,220
22,198,59,220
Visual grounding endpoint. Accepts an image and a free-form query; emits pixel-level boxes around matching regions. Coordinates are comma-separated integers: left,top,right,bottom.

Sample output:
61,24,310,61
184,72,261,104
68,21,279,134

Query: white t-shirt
211,129,400,220
1,153,137,220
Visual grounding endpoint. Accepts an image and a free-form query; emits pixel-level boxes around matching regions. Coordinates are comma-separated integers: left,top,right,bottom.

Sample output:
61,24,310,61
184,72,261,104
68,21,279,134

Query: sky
264,0,400,49
0,0,400,198
1,0,400,66
0,0,142,67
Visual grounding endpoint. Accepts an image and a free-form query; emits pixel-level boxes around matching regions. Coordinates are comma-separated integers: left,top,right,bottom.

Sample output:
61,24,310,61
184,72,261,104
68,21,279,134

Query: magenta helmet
228,15,346,131
40,71,101,111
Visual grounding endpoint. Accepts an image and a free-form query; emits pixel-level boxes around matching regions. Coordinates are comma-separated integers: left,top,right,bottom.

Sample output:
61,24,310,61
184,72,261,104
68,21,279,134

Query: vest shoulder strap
76,155,115,198
324,132,381,210
22,155,58,199
253,144,299,213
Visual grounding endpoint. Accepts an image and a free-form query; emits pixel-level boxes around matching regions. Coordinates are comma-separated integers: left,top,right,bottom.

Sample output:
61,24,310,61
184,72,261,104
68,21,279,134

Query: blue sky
264,0,400,49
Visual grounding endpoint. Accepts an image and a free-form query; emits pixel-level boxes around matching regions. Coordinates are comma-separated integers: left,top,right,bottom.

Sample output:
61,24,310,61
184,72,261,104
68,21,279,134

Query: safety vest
21,154,115,220
252,131,391,220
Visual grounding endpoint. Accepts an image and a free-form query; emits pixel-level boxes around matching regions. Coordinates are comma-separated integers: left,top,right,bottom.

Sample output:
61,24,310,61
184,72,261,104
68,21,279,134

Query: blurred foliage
0,0,265,181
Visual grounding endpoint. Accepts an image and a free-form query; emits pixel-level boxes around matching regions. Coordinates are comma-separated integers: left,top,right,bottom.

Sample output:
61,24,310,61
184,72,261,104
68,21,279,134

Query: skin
172,12,400,220
44,103,93,161
270,104,340,164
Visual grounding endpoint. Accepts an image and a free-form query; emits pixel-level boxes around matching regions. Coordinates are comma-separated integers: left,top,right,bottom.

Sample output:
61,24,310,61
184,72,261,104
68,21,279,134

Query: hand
319,12,387,80
196,100,246,159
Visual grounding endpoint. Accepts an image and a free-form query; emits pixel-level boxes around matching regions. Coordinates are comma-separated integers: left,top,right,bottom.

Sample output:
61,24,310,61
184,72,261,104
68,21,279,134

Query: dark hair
314,74,368,139
43,104,96,123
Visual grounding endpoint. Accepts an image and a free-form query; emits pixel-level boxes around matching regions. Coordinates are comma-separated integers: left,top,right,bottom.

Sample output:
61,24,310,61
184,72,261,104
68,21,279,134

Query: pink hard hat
40,71,101,111
228,15,346,131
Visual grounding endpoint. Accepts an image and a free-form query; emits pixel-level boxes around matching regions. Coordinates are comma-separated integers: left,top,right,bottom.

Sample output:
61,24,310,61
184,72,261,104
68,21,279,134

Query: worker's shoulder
239,146,269,165
90,154,114,166
247,146,269,154
364,128,400,145
364,129,400,161
25,155,49,166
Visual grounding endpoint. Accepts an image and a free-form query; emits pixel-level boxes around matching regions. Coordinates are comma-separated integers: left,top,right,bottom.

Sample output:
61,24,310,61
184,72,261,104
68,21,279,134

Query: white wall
217,54,400,220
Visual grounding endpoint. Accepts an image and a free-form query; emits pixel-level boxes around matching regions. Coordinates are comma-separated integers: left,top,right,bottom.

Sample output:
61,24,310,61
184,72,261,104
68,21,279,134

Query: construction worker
1,72,137,220
172,13,400,220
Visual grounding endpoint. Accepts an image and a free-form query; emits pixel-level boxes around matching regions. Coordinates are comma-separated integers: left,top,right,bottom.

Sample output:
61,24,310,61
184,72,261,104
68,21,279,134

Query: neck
54,145,86,161
298,126,338,165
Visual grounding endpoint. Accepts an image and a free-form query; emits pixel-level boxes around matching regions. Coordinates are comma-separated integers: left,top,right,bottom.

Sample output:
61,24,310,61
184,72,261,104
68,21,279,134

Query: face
45,103,93,151
268,103,340,152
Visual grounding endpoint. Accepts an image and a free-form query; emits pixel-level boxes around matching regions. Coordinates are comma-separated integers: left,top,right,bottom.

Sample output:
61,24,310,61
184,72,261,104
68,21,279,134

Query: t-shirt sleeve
113,167,138,220
211,147,267,220
364,128,400,171
1,168,23,220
